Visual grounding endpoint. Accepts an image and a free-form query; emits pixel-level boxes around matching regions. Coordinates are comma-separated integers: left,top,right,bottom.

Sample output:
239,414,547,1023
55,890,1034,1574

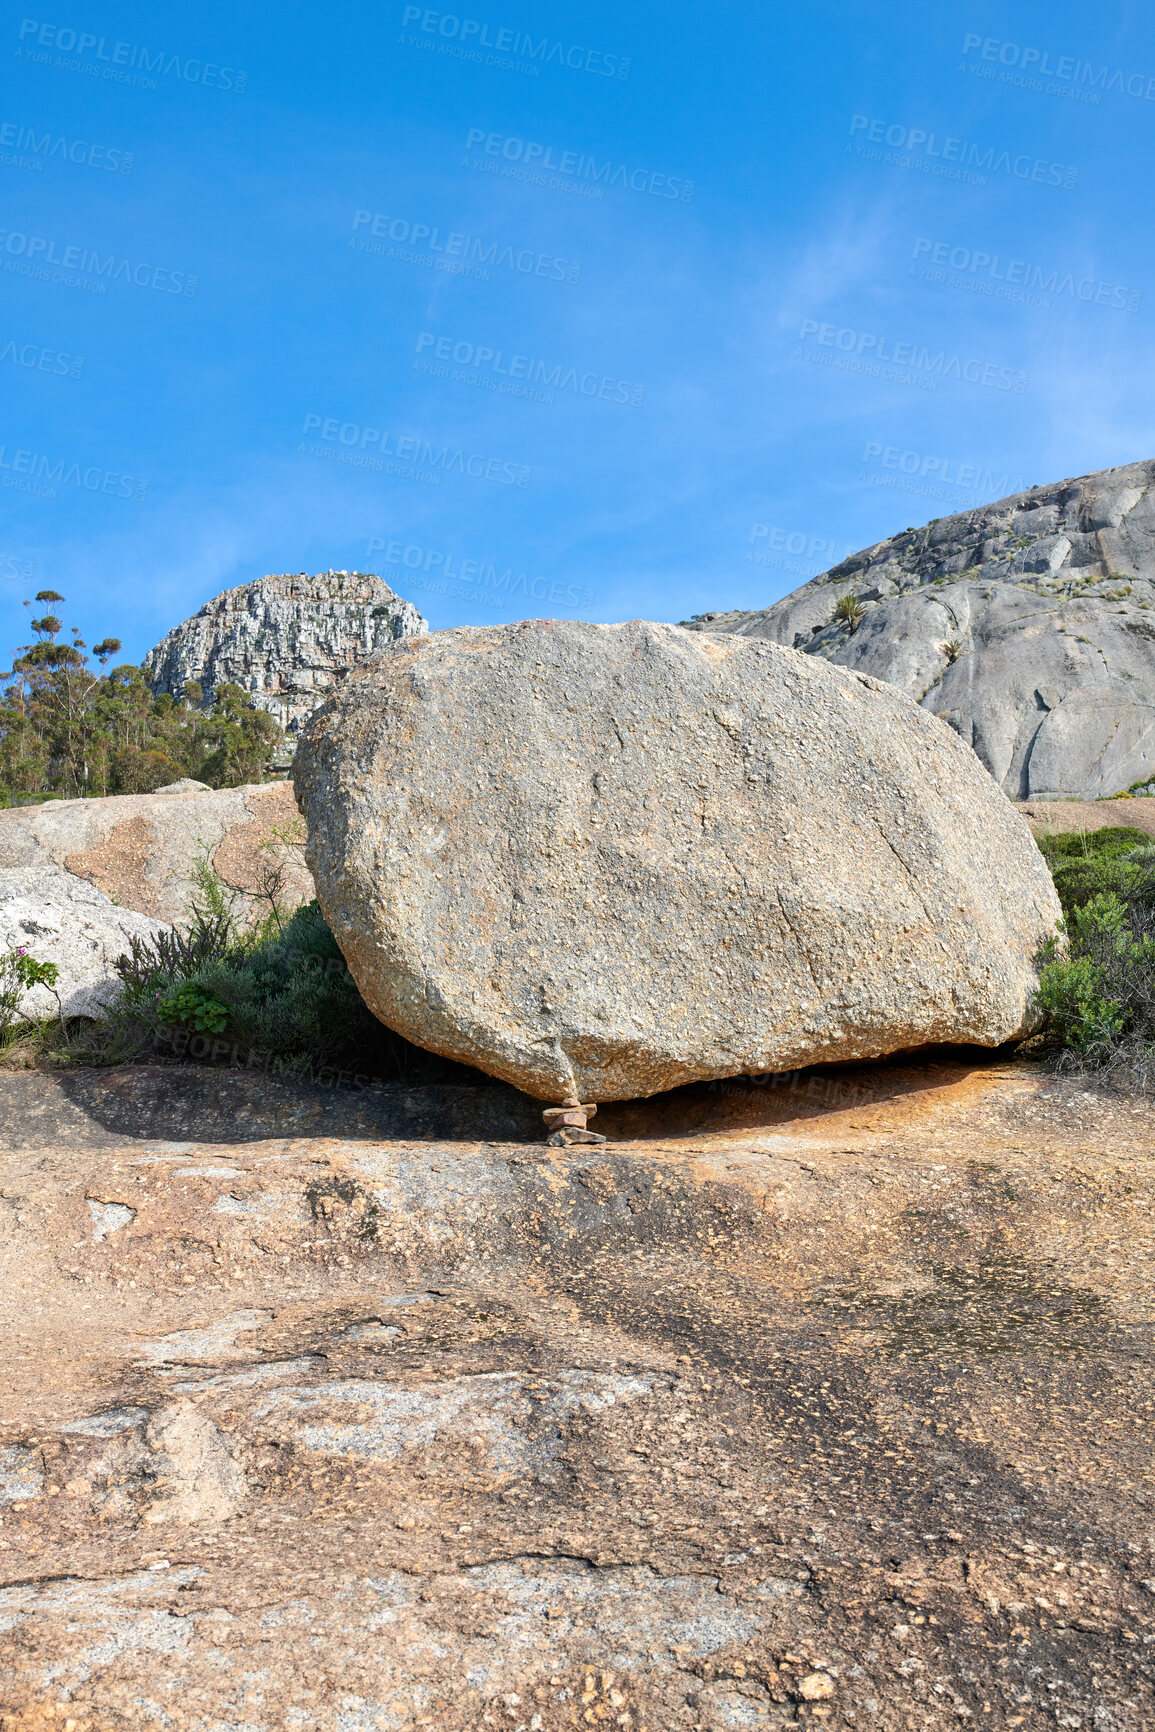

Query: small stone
799,1673,835,1701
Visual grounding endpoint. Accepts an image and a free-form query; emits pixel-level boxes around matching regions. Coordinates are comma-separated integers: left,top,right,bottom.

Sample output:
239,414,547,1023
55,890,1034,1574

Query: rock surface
0,781,312,927
143,570,428,738
1,1058,1154,1729
0,868,169,1018
1020,795,1155,837
682,458,1155,800
293,619,1060,1102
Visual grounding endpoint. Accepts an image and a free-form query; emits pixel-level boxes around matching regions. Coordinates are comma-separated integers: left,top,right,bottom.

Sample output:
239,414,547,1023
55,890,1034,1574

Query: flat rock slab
0,780,312,926
1,1059,1154,1729
294,619,1060,1102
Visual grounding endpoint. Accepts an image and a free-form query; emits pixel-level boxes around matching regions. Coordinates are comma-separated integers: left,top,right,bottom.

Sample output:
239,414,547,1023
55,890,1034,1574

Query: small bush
1035,895,1151,1055
0,948,59,1040
1034,825,1155,1090
177,900,381,1068
1034,826,1151,917
108,897,465,1085
116,912,236,1002
157,982,231,1034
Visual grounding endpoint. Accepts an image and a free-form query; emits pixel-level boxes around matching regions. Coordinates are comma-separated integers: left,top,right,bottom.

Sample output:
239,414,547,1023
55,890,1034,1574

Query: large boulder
682,459,1155,800
293,619,1061,1103
0,781,312,927
0,868,169,1019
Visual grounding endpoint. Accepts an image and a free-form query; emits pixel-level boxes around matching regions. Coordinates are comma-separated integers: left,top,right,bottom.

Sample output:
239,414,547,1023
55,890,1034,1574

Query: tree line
0,592,282,803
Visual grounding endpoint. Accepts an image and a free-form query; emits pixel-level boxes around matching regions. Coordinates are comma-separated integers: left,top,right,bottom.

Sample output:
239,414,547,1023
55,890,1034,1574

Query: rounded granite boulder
293,619,1062,1102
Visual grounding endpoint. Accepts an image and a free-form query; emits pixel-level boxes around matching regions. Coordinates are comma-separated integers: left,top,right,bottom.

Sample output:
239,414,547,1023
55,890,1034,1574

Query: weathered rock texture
0,781,312,928
683,459,1155,801
293,619,1060,1103
0,868,168,1018
3,1061,1155,1730
143,571,427,737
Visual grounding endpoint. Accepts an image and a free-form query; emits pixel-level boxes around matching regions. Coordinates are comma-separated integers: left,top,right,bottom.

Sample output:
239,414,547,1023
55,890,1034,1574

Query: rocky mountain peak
143,570,427,737
682,459,1155,801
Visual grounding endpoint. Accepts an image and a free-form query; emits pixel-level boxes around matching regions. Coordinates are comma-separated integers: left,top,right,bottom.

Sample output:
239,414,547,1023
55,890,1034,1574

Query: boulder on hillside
0,868,169,1020
682,459,1155,800
143,571,428,746
0,781,312,928
293,619,1061,1104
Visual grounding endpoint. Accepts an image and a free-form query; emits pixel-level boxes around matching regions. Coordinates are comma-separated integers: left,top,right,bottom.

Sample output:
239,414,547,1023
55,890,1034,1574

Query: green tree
0,596,284,802
195,682,282,787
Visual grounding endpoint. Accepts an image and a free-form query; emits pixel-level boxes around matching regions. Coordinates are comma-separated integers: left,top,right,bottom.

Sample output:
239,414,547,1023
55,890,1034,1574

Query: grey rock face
0,867,169,1019
143,570,427,737
293,619,1059,1103
682,460,1155,799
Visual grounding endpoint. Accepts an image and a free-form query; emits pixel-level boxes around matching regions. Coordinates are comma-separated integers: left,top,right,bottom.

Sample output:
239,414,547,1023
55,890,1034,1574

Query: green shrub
1034,826,1151,917
0,948,59,1040
1035,895,1149,1057
108,897,464,1084
157,982,231,1034
1034,822,1155,1089
180,900,379,1068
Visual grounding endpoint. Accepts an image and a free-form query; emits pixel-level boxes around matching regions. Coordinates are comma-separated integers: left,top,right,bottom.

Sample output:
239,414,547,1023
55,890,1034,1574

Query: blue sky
1,0,1153,664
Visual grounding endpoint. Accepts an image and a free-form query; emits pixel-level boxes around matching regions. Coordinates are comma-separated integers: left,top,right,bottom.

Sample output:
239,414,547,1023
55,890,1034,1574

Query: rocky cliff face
143,571,427,738
682,460,1155,800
